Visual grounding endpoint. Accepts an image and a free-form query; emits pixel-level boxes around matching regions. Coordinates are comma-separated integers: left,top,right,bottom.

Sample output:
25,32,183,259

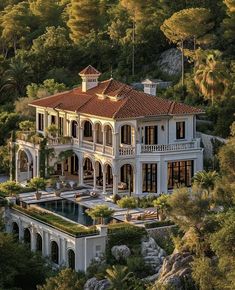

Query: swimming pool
38,199,93,226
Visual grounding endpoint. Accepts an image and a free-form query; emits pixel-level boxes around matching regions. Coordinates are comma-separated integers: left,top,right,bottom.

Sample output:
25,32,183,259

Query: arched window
71,121,78,138
68,249,75,270
83,121,93,141
105,126,112,146
36,233,42,252
12,222,19,240
24,228,31,246
51,241,59,264
96,123,103,144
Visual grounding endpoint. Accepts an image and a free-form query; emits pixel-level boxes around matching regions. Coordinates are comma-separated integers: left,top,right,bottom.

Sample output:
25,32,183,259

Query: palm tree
193,170,219,198
86,205,114,225
153,194,170,221
194,53,230,105
3,58,31,97
106,265,133,290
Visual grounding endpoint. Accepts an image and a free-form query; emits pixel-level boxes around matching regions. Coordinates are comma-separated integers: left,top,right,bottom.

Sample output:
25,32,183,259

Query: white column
103,128,106,153
79,157,83,186
113,174,118,195
44,110,48,135
79,126,83,147
93,167,97,190
93,128,97,151
131,127,136,146
135,161,142,195
31,228,36,252
15,151,19,182
113,132,119,156
36,151,40,177
18,220,24,241
103,168,107,194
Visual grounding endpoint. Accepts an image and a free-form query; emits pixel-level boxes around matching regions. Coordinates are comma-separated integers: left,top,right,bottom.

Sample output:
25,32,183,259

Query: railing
95,143,103,153
47,136,73,146
119,147,135,156
81,140,93,150
141,139,200,153
105,146,113,155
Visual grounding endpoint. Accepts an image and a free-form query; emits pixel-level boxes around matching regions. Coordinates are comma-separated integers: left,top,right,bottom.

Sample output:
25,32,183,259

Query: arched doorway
105,164,113,190
18,150,33,182
36,233,42,252
95,161,103,187
12,222,19,240
83,157,93,185
68,249,75,270
83,120,93,142
24,228,31,246
51,241,59,264
120,164,134,193
70,153,79,177
71,121,78,138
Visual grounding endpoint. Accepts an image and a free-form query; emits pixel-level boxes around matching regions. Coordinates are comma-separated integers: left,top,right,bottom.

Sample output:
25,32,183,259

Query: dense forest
0,0,234,172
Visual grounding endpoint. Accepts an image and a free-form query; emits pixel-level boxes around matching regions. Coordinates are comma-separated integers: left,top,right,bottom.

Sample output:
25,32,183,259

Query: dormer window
176,121,185,140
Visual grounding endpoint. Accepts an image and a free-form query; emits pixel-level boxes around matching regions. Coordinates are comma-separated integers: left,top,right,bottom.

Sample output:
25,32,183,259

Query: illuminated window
176,122,185,139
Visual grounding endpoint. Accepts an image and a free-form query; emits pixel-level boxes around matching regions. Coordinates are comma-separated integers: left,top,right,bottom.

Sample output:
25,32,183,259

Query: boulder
111,245,131,261
153,252,194,290
84,277,110,290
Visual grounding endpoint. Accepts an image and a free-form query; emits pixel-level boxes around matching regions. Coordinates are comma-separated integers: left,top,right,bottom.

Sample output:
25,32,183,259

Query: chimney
141,79,159,96
79,65,101,92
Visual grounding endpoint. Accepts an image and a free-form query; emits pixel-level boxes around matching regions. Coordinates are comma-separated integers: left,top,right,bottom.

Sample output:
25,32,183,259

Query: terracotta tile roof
29,79,204,119
79,65,101,76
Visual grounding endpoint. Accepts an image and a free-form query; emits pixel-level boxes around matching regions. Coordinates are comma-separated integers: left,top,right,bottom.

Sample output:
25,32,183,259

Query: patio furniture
118,182,127,190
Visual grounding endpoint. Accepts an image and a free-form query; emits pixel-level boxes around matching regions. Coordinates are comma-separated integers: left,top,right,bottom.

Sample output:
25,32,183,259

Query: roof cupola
79,65,101,92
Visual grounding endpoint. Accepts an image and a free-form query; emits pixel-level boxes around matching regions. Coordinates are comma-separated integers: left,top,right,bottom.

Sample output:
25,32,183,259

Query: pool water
38,199,93,226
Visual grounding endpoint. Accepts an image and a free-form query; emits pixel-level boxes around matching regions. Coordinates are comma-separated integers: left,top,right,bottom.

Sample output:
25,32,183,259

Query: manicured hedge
144,220,175,229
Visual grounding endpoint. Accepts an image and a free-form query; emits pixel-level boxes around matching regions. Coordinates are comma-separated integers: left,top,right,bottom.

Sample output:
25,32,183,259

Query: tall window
106,126,112,146
145,126,158,145
51,115,56,124
121,125,131,145
168,160,194,190
84,121,93,140
176,121,185,139
38,113,44,131
59,117,64,136
142,163,157,193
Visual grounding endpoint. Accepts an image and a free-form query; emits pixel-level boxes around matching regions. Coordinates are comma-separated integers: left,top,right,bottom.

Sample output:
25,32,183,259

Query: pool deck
17,188,158,226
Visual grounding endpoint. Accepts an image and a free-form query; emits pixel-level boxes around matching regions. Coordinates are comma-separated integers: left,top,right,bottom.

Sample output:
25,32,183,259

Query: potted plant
29,177,46,200
153,194,169,221
117,196,137,221
86,205,114,225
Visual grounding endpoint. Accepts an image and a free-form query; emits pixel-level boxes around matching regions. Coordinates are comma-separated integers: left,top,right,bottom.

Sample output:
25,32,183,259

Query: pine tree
67,0,100,43
223,0,235,48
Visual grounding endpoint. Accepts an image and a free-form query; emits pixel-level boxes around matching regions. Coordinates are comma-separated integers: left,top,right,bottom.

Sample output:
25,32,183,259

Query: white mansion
15,65,203,195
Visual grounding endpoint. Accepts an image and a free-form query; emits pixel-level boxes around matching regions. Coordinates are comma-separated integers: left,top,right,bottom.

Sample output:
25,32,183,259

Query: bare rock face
157,48,182,76
141,237,166,272
153,252,194,290
111,245,131,261
84,277,110,290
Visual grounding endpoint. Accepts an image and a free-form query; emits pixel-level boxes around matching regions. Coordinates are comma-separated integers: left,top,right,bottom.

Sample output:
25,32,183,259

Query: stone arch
12,222,19,240
94,122,103,144
103,123,113,146
83,156,94,185
17,149,33,181
36,233,42,252
94,160,103,187
67,248,75,270
51,240,59,264
23,228,31,246
103,122,114,133
104,163,113,186
82,119,93,142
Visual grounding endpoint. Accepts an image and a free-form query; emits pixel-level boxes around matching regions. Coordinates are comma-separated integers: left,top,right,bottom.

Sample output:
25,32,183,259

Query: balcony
47,136,73,146
140,139,201,153
119,146,135,156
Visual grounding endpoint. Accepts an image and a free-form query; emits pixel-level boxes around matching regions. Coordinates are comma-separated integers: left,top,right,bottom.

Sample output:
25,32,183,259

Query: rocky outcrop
157,48,182,76
111,245,131,261
153,252,194,290
141,237,166,273
84,277,110,290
